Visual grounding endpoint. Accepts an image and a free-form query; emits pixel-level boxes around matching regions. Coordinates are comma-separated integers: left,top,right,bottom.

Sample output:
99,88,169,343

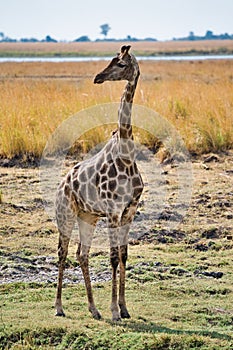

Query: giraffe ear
120,45,131,56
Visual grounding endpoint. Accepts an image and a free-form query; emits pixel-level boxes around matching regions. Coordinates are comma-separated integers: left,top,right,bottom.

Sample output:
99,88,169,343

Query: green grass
1,241,233,349
1,283,232,349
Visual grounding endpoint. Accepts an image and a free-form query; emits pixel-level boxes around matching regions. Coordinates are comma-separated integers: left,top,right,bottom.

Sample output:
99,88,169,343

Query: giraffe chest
70,158,143,216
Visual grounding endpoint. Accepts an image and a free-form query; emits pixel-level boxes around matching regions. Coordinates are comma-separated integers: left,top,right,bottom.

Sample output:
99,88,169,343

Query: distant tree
143,37,157,42
188,31,195,40
220,33,231,40
100,24,111,38
74,35,90,42
125,35,138,42
20,37,38,42
3,37,17,42
0,32,4,41
205,30,214,39
44,35,57,43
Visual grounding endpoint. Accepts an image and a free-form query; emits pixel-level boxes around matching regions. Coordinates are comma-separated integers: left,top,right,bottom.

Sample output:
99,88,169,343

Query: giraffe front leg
108,217,121,322
118,199,141,319
110,245,121,321
76,243,101,320
119,244,130,319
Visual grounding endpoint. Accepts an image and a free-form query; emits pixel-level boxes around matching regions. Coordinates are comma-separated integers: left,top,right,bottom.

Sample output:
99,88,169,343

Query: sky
1,0,233,41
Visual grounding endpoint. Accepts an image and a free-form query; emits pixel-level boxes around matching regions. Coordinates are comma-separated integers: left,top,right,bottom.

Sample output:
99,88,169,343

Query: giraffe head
94,45,140,84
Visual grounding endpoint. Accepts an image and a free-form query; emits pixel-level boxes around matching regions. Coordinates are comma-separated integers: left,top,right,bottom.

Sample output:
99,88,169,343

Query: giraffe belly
70,155,143,218
73,182,134,217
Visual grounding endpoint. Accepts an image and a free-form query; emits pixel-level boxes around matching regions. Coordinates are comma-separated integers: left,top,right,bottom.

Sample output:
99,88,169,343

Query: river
0,55,233,62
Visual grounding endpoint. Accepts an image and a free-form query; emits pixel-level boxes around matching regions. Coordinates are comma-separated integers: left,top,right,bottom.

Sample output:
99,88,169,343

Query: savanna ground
0,42,233,349
1,40,233,57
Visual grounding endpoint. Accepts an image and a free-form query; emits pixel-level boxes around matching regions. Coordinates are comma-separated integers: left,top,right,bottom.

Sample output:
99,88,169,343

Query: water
1,55,233,62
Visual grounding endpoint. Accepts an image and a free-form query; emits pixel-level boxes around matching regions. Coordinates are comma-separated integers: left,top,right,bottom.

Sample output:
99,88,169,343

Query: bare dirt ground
0,151,232,285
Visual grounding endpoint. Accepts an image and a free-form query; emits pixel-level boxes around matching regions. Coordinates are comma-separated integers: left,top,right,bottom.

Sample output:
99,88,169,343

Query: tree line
0,27,232,43
174,30,233,41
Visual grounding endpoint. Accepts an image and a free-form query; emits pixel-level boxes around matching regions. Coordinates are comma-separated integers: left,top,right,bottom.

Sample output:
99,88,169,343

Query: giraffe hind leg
76,215,101,320
55,206,76,317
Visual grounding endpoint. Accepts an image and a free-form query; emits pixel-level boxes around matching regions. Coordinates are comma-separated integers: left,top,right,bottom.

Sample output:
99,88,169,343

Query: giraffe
55,45,144,321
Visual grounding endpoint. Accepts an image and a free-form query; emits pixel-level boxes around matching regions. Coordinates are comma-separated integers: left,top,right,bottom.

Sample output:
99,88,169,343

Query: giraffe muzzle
94,74,104,84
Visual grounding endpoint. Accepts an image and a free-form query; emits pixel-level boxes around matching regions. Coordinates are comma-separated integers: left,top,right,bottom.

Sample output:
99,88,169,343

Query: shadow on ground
106,319,232,341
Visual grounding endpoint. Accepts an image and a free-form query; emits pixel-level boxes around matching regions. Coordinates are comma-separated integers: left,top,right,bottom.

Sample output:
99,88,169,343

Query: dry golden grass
1,40,233,56
138,60,233,153
0,59,232,159
0,61,103,77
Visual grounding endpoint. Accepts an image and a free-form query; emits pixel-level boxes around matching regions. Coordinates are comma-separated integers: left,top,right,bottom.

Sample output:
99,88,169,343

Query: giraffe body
55,46,144,321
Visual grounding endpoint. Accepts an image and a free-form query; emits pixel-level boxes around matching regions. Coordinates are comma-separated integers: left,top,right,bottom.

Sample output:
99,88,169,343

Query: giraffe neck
117,71,139,162
118,71,139,141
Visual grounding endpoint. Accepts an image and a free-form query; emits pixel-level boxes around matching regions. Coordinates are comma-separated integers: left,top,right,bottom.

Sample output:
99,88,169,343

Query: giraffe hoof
112,316,122,322
93,311,102,320
121,310,131,319
55,311,66,317
120,305,131,319
90,307,102,320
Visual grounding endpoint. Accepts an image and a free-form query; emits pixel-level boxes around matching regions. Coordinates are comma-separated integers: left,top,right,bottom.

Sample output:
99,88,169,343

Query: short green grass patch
1,246,233,349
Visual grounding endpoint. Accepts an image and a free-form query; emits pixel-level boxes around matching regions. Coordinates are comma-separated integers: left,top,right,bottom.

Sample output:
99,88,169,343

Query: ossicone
120,45,131,54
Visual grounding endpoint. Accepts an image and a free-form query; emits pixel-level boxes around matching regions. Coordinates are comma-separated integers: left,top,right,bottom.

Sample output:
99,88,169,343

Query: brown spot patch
64,184,70,197
109,179,117,191
100,164,108,174
73,179,79,192
108,164,117,178
116,158,125,172
132,177,142,187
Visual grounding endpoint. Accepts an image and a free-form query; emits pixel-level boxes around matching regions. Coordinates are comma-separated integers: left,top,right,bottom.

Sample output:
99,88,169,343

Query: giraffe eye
117,62,126,68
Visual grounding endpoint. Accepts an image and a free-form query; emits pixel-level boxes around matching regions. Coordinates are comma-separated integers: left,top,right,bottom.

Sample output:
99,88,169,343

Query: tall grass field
1,40,233,56
0,59,233,160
